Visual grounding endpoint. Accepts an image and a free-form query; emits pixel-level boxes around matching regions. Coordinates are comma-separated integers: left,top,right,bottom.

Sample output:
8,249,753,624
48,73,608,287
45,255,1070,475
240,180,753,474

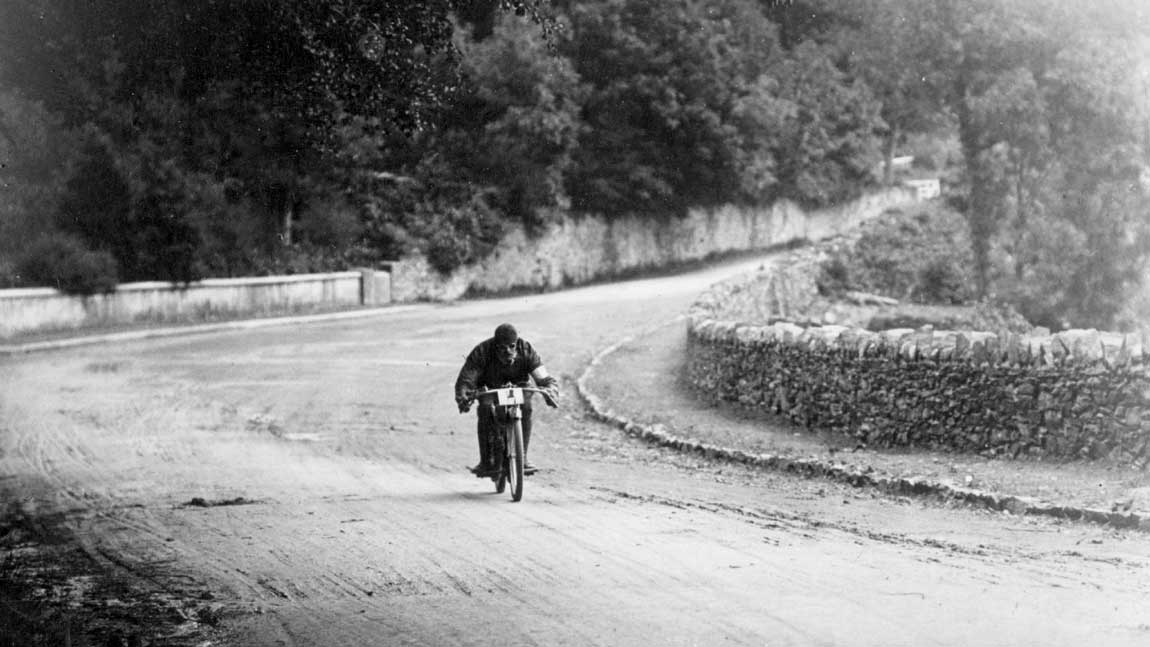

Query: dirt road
3,256,1150,646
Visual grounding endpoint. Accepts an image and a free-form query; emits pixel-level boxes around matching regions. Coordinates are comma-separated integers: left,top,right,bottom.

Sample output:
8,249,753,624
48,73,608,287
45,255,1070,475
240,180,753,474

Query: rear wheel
509,420,525,502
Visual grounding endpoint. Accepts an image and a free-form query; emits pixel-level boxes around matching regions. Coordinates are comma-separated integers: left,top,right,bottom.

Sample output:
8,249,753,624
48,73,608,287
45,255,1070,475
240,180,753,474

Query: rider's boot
470,427,495,476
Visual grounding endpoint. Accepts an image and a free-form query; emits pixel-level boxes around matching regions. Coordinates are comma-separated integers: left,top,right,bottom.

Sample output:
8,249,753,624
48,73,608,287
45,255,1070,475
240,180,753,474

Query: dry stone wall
687,242,1150,469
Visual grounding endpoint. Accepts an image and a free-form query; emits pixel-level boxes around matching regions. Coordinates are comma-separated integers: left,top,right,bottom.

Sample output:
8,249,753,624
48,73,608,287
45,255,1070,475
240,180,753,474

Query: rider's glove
535,376,560,407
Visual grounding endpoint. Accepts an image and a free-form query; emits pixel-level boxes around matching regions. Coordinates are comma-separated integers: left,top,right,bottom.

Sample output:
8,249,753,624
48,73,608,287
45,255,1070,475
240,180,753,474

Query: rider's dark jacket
454,337,543,401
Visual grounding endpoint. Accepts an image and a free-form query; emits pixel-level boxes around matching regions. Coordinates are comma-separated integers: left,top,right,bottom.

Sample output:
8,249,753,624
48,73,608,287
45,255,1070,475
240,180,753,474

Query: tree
441,12,588,229
916,0,1043,299
0,90,71,285
862,0,1150,328
758,0,859,51
0,0,561,282
560,0,784,215
992,22,1150,328
749,41,882,207
840,0,953,184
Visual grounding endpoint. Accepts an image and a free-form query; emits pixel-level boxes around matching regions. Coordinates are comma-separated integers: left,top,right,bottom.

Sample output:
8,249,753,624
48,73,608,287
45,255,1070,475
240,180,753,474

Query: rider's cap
494,323,518,345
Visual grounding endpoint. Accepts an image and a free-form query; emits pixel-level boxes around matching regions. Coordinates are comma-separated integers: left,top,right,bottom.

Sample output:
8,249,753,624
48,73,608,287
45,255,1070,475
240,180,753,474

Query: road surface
2,256,1149,646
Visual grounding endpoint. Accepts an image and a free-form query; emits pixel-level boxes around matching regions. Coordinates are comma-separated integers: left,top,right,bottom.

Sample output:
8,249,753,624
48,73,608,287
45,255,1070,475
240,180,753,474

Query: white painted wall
0,271,387,339
391,188,919,302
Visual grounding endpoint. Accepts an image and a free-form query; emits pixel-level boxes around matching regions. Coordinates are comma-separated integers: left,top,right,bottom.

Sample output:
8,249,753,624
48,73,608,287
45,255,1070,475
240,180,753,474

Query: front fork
486,405,522,470
502,405,522,458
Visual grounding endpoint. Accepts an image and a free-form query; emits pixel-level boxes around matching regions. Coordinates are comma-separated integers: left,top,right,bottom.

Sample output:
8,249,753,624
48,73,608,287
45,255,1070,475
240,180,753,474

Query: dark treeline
1,0,1147,330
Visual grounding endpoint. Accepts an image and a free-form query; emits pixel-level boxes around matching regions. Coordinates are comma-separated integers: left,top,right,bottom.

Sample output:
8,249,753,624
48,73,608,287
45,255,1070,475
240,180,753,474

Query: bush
816,255,851,296
426,229,473,276
820,205,975,304
16,234,119,295
917,257,967,305
967,299,1033,335
0,258,20,288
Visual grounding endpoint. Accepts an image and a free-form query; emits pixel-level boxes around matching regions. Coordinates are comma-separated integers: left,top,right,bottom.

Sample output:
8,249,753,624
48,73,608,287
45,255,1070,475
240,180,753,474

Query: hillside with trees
1,0,1147,331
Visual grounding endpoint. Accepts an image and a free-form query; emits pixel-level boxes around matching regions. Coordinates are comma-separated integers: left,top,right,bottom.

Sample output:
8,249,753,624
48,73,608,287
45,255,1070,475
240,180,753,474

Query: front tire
509,420,525,502
493,428,507,494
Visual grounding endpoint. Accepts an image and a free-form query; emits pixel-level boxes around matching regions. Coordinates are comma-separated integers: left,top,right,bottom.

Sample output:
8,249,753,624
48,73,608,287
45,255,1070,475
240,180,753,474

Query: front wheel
508,420,525,502
492,429,507,494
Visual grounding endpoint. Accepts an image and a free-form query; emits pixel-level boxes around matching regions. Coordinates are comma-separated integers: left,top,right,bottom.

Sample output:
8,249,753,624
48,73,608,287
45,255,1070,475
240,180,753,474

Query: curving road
3,255,1149,646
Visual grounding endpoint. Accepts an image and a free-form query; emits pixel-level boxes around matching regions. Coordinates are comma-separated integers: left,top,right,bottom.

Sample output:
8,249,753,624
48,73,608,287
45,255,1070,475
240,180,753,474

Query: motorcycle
465,385,557,502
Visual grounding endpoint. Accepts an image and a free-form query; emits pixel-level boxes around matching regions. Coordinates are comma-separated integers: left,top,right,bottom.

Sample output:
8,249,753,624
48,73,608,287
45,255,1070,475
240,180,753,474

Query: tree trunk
282,202,293,246
1013,156,1027,280
882,124,900,186
957,76,992,300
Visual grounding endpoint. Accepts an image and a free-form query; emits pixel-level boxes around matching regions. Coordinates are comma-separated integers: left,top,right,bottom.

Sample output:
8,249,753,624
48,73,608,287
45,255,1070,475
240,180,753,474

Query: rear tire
509,420,525,502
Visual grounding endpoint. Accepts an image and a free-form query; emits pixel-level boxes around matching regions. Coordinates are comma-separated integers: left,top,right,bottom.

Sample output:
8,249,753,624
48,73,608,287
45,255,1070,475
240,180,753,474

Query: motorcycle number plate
496,388,524,406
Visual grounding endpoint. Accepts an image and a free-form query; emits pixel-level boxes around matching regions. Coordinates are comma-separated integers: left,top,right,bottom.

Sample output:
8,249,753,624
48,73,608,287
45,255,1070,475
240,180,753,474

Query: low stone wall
390,188,917,302
686,243,1150,469
0,269,390,339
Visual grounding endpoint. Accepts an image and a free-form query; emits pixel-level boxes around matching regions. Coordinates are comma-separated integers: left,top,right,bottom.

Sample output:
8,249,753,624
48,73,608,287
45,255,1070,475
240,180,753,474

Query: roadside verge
576,316,1150,532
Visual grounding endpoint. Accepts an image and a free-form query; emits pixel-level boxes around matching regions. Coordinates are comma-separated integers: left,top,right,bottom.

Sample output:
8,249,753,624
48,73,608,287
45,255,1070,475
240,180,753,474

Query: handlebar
468,386,553,400
462,385,559,410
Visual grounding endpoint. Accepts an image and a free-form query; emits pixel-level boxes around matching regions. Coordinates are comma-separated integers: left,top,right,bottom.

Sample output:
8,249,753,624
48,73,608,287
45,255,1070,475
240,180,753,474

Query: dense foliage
819,205,975,305
1,0,1147,332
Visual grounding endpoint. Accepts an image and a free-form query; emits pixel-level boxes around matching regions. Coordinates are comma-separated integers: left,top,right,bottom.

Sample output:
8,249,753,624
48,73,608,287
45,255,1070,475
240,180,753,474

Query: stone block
735,325,769,344
1056,329,1104,362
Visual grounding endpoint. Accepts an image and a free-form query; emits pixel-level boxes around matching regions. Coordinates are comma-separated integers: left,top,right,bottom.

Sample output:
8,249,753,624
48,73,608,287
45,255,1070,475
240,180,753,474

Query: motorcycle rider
455,323,558,477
